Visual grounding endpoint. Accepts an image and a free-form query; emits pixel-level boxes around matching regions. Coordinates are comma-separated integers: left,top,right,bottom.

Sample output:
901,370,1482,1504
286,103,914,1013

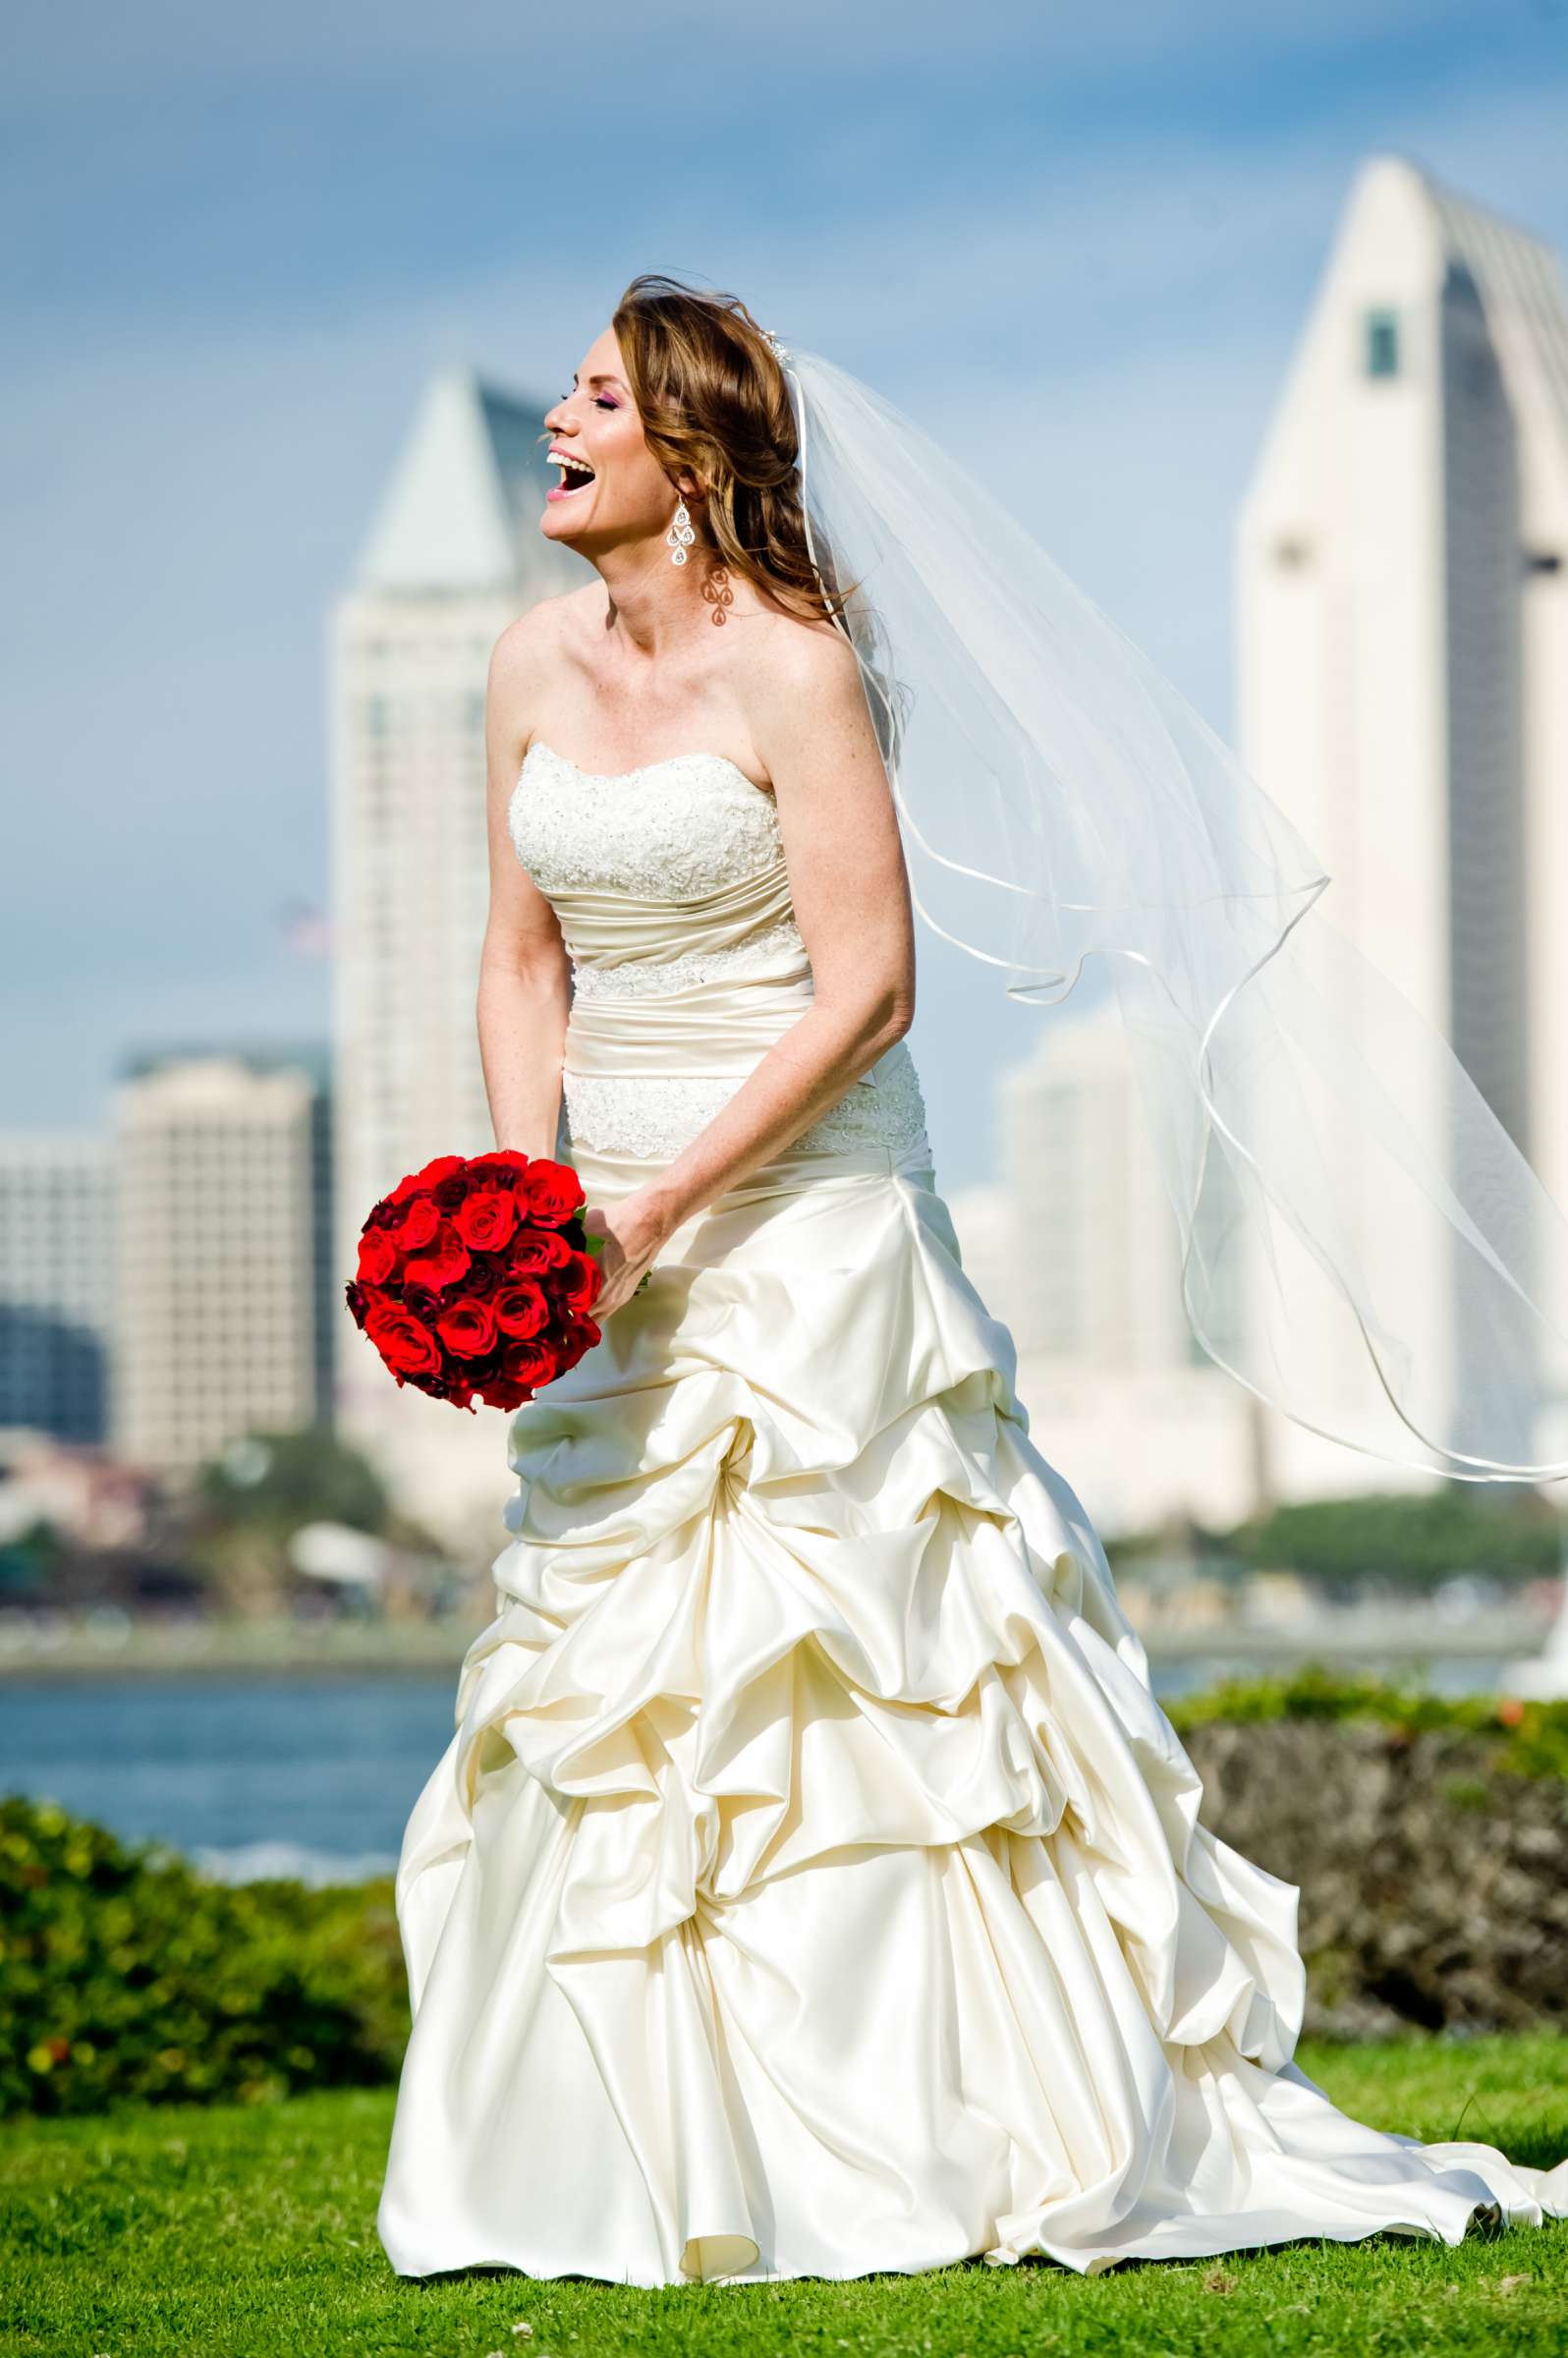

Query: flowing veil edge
767,335,1568,1486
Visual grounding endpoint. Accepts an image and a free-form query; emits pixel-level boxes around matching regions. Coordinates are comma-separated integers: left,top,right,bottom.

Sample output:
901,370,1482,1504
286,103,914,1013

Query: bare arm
476,612,573,1158
589,624,916,1311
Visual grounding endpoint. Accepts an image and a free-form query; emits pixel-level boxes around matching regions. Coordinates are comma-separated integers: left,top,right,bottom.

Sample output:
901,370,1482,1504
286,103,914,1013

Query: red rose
357,1229,400,1284
404,1223,472,1292
554,1249,601,1313
364,1300,442,1379
477,1371,533,1410
388,1153,468,1206
508,1339,563,1388
454,1187,517,1252
469,1151,532,1187
436,1297,499,1358
396,1197,442,1252
494,1280,547,1339
510,1226,573,1273
522,1160,586,1225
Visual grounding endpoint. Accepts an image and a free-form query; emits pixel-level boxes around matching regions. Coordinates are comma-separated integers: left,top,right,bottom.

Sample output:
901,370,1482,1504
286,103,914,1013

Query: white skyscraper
944,1183,1015,1332
112,1056,324,1475
330,368,587,1546
979,1009,1257,1537
1237,153,1568,1481
1002,1007,1196,1375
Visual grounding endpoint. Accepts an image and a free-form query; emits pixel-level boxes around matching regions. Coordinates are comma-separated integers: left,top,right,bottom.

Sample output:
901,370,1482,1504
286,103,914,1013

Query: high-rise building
940,1004,1261,1532
330,368,587,1545
1001,1006,1202,1373
1237,153,1568,1472
977,1009,1258,1535
111,1051,329,1474
944,1183,1015,1330
0,1134,114,1443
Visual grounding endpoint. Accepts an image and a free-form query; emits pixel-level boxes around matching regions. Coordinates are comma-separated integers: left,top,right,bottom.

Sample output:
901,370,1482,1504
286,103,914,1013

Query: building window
1364,308,1400,379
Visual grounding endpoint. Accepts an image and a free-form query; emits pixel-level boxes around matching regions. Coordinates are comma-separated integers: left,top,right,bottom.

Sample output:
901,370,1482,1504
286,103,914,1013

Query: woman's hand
583,1190,669,1318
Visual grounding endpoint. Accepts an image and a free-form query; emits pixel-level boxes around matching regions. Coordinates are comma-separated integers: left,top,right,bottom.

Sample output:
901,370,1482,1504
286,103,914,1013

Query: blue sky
5,0,1567,1187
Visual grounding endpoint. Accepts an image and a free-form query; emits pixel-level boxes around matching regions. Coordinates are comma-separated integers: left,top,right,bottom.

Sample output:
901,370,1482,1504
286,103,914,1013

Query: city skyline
6,8,1568,1192
8,144,1568,1523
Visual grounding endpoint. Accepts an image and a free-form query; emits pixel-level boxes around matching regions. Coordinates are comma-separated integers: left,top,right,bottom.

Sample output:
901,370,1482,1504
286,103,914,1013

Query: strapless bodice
509,743,809,998
507,743,929,1187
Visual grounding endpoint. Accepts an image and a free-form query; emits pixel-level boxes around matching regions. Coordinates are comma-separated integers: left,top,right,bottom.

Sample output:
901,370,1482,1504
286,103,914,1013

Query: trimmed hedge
0,1795,407,2119
1163,1662,1568,1778
1165,1668,1568,2040
5,1670,1566,2117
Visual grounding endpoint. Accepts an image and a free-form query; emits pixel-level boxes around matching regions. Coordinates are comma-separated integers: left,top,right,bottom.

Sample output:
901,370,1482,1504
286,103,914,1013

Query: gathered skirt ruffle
376,1150,1568,2285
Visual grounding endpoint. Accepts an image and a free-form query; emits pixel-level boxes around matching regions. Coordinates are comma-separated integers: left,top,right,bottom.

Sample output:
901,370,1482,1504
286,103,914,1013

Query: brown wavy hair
610,271,856,628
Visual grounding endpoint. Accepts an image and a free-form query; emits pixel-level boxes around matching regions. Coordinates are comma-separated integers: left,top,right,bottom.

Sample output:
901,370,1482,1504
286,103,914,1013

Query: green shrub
1162,1663,1568,1778
0,1794,409,2119
8,1670,1565,2122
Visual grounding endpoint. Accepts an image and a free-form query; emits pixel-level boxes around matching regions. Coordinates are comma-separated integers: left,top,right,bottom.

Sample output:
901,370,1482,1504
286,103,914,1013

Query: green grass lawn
5,2036,1566,2358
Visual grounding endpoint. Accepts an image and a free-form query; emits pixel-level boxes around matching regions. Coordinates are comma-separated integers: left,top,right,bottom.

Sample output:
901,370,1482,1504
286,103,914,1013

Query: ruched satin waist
573,1129,935,1211
554,860,801,980
555,955,931,1197
563,967,811,1080
565,965,819,1082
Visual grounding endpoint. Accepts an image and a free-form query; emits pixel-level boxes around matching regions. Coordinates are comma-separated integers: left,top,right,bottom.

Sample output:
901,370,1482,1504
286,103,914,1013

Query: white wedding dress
375,742,1568,2286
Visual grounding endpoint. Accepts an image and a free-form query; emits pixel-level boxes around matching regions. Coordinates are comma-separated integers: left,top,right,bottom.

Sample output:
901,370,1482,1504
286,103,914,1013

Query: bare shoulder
489,585,598,689
745,605,863,711
486,588,605,767
737,606,884,800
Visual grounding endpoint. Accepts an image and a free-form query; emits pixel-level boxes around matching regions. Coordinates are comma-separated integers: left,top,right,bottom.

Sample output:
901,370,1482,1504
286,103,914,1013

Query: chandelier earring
665,496,698,568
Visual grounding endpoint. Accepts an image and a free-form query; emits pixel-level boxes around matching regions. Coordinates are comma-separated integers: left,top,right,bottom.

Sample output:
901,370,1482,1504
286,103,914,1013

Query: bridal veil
768,335,1568,1485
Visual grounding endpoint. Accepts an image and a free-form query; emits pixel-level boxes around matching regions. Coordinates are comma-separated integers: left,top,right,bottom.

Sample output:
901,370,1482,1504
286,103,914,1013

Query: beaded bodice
507,742,928,1173
511,743,790,907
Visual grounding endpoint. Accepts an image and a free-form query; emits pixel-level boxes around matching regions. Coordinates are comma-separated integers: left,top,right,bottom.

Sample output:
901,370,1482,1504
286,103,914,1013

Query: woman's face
540,324,690,559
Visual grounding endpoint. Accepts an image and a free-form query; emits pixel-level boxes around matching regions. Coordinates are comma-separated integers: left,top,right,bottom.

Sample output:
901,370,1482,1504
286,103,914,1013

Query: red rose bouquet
345,1151,602,1414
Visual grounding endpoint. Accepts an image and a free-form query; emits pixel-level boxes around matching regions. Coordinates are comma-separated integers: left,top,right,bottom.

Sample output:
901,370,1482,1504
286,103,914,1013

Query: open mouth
553,455,596,495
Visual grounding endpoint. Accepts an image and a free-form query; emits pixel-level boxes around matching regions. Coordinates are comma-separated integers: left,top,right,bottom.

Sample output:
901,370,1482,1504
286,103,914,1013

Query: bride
375,273,1568,2284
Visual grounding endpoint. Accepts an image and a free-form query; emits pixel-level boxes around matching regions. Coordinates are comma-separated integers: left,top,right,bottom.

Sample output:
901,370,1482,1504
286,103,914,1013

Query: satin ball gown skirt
374,1123,1568,2286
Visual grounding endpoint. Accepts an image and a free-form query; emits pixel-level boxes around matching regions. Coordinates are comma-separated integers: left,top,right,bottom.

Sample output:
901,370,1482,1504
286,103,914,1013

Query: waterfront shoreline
0,1609,1550,1683
0,1618,482,1680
